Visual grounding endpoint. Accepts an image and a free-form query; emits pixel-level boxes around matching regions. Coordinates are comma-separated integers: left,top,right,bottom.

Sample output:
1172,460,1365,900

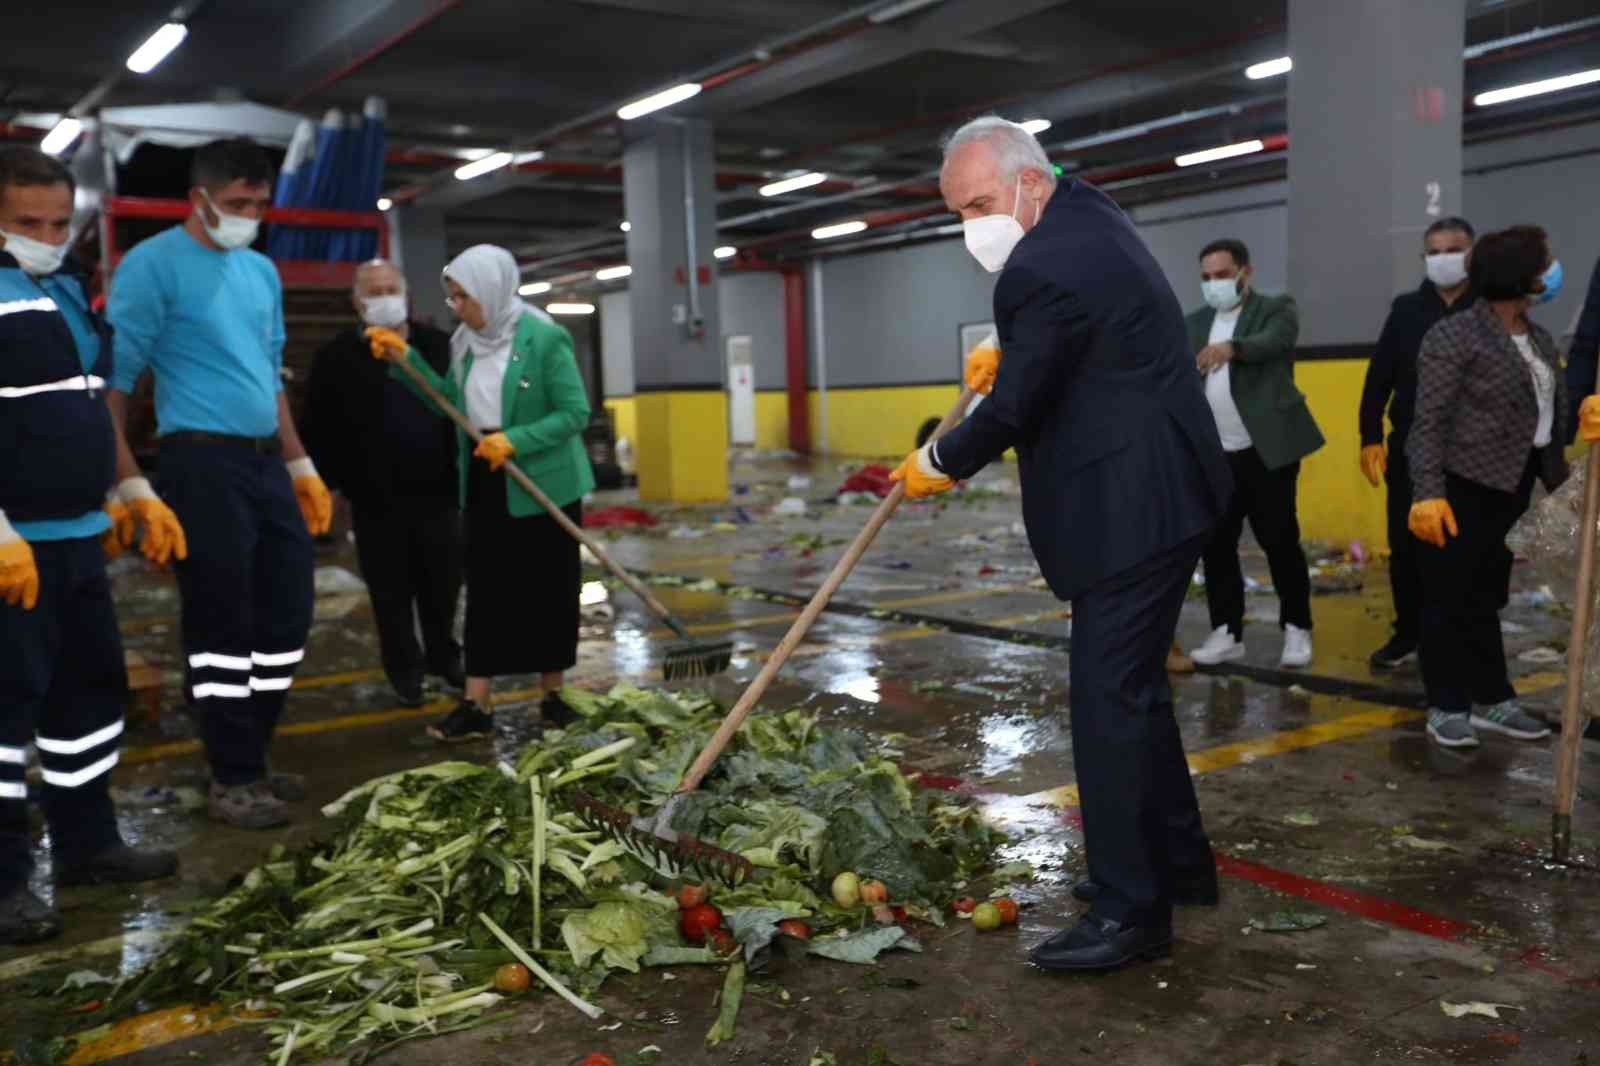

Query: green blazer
1184,291,1324,470
394,312,595,516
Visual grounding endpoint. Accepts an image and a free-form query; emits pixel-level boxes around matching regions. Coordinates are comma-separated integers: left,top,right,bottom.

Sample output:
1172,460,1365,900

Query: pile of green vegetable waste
105,685,1006,1061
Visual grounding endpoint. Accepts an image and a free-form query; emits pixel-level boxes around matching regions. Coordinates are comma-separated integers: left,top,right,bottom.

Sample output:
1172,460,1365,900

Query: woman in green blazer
373,244,594,741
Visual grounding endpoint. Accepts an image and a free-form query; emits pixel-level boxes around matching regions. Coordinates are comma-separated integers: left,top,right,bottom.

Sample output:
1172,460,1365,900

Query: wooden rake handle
388,353,690,638
1554,430,1600,860
675,385,982,794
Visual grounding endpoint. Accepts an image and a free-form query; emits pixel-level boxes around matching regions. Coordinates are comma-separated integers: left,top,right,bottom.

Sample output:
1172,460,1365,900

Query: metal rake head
567,790,753,887
662,640,735,683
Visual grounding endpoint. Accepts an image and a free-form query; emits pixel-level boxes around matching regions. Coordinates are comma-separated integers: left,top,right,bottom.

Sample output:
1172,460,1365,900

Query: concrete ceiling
4,0,1599,274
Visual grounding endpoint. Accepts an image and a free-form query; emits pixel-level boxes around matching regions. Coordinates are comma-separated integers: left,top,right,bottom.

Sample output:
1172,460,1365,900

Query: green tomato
831,872,861,908
971,902,1003,931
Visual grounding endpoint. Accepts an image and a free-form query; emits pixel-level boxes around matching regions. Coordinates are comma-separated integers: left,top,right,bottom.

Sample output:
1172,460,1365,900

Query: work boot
1471,700,1551,741
1165,641,1195,674
1368,634,1418,670
57,843,178,887
426,700,493,743
209,780,291,829
1425,710,1478,749
540,692,581,728
0,885,61,945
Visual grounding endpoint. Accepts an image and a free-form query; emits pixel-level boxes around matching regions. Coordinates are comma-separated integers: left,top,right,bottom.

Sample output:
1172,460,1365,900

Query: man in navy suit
893,117,1231,971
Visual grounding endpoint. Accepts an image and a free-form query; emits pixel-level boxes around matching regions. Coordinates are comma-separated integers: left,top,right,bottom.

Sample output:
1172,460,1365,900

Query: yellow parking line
1028,704,1424,809
1513,670,1565,696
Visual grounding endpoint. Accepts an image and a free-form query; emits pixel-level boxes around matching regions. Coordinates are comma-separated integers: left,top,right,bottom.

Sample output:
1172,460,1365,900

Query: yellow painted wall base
603,397,637,452
1296,359,1388,552
810,384,963,457
635,390,730,502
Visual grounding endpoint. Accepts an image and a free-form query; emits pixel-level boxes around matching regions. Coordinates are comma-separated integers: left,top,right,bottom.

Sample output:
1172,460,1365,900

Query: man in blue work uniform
0,146,182,944
106,138,333,831
895,118,1230,971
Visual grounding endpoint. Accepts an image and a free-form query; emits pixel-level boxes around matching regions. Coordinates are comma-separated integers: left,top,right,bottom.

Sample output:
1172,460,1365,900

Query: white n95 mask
1201,278,1242,312
963,177,1034,274
0,229,69,276
200,190,261,251
1424,252,1467,289
360,294,408,328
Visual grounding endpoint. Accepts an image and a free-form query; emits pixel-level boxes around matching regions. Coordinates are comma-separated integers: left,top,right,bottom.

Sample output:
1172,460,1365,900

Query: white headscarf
441,244,551,373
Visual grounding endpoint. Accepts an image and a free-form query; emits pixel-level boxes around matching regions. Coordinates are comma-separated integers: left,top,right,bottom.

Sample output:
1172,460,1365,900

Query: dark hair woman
1406,225,1567,749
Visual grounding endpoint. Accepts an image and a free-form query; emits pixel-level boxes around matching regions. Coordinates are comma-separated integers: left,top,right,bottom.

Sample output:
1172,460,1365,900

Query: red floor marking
1514,944,1600,988
1213,852,1475,941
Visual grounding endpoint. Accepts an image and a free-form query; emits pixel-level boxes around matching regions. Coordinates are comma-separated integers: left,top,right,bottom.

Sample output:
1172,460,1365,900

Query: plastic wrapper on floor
1508,461,1600,714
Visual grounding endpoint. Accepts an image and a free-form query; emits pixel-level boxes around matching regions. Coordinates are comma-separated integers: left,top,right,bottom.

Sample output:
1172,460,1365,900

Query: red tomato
709,929,739,956
891,905,908,923
859,880,889,904
676,883,709,910
679,902,724,943
993,897,1019,925
777,919,811,941
578,1056,616,1066
494,963,531,993
953,897,977,914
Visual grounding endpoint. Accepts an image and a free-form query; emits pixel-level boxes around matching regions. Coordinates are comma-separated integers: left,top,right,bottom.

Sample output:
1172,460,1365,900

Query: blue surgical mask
1531,259,1562,305
1202,277,1242,312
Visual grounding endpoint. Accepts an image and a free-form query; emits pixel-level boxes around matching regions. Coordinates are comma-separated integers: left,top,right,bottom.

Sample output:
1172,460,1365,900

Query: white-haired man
893,117,1232,971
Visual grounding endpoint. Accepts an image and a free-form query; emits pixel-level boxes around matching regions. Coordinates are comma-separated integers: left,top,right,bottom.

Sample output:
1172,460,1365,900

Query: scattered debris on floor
1439,1000,1524,1020
1244,912,1328,935
78,686,1003,1062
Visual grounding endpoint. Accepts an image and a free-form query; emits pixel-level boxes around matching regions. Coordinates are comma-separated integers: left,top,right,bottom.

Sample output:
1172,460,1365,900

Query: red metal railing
100,196,389,290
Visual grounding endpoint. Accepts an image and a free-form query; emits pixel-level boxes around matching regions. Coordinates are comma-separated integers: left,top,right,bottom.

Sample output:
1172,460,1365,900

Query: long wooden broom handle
389,354,691,637
1554,433,1600,859
675,386,981,794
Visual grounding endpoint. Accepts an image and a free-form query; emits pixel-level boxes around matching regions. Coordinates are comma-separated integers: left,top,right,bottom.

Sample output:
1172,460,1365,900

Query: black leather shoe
1028,913,1172,972
0,885,62,945
540,692,581,728
57,843,179,887
1369,635,1418,670
1073,877,1219,906
427,700,493,743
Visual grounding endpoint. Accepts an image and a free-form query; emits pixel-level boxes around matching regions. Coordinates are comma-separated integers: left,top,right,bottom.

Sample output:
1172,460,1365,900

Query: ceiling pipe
284,0,467,107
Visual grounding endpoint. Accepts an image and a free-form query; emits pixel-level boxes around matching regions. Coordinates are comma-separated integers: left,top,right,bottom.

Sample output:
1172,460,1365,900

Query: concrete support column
1287,0,1466,348
394,204,451,330
623,118,728,502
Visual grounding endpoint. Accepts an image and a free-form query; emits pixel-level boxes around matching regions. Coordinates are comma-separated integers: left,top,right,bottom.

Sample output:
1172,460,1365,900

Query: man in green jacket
1183,239,1324,670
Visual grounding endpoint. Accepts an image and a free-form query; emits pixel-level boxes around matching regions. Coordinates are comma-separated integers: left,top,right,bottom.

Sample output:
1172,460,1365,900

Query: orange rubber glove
1360,443,1387,488
286,459,333,535
102,497,131,559
964,334,1000,395
1580,395,1600,444
116,478,189,566
365,325,408,362
1408,498,1459,548
474,432,516,472
890,443,955,499
0,518,39,610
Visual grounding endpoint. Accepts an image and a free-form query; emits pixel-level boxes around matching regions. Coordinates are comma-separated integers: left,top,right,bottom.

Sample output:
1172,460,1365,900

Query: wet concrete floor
2,451,1597,1065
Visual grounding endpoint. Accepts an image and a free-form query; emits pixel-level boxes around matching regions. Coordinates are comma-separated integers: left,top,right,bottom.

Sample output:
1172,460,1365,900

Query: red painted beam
783,266,810,455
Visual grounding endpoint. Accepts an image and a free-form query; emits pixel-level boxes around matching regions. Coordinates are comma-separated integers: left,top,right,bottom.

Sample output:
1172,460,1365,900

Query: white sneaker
1190,626,1245,665
1279,625,1313,669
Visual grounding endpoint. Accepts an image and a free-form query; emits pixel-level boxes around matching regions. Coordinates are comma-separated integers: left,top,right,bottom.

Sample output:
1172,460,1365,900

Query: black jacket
1358,280,1477,447
304,321,457,507
0,250,116,523
1563,255,1600,441
933,179,1231,600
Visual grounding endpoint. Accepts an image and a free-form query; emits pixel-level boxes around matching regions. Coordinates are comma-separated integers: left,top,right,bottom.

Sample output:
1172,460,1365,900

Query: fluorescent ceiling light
868,0,942,23
376,197,393,212
812,220,868,241
1174,139,1266,167
617,82,702,121
760,171,827,197
594,265,633,281
511,151,544,164
519,281,552,296
40,118,83,157
454,151,513,181
714,246,738,260
1245,56,1292,80
1019,119,1052,136
126,22,188,74
547,302,596,316
1474,67,1600,107
620,221,631,232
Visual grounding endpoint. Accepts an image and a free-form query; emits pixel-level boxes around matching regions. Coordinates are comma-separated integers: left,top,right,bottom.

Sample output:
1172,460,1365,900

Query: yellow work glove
286,458,333,535
890,443,955,499
1408,498,1458,548
102,497,131,559
474,432,516,472
1360,443,1387,488
964,335,1000,396
1580,395,1600,444
365,325,408,362
0,517,39,610
116,477,189,566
